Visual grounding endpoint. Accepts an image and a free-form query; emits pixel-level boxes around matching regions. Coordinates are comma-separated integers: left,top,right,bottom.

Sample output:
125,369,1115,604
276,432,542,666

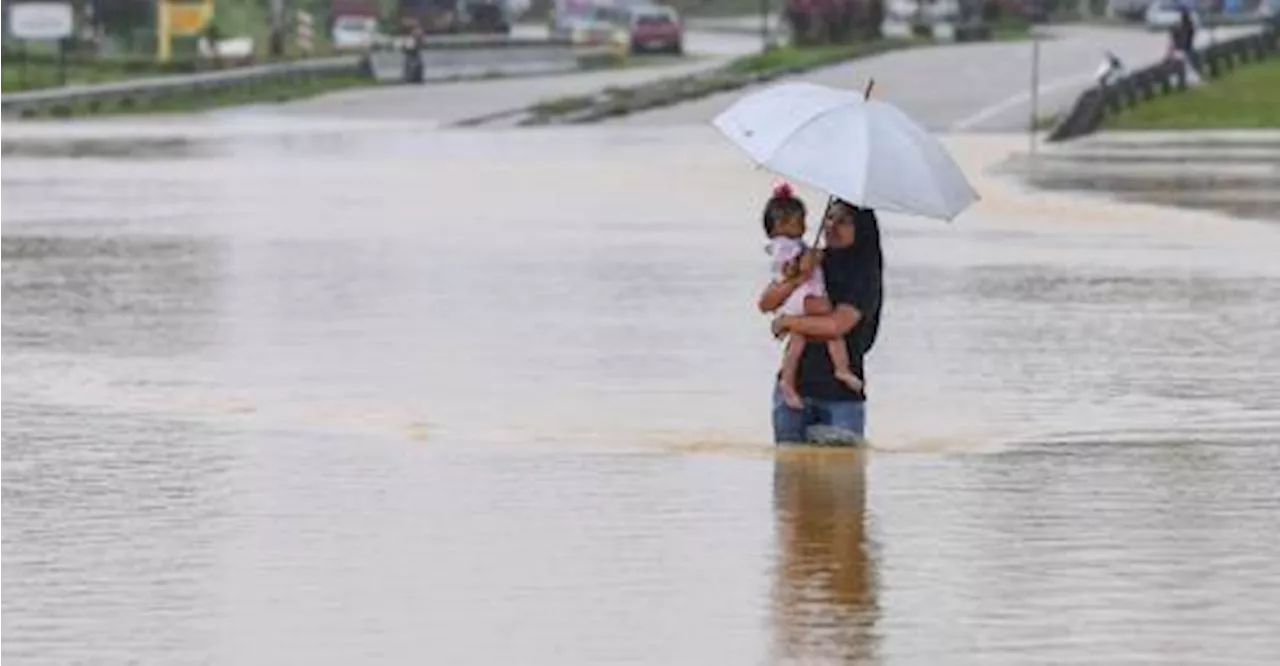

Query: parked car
332,15,380,50
627,4,682,54
557,4,628,45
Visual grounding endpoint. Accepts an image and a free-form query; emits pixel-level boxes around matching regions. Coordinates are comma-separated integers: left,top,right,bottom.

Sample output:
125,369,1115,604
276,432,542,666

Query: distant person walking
1174,7,1196,55
1168,7,1202,85
404,25,425,84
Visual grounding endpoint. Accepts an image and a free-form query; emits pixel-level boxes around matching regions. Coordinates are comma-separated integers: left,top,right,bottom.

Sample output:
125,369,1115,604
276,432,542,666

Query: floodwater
4,117,1280,665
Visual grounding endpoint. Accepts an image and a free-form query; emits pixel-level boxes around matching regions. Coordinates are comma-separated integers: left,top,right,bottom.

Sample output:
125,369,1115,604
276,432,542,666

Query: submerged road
608,24,1254,131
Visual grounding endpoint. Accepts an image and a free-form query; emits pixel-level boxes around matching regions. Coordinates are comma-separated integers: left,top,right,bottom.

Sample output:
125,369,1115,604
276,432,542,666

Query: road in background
607,24,1256,131
282,23,761,123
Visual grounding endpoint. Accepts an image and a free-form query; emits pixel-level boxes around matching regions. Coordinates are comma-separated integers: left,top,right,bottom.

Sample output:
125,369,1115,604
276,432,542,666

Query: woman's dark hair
850,205,883,276
762,182,806,237
849,204,880,353
833,199,884,353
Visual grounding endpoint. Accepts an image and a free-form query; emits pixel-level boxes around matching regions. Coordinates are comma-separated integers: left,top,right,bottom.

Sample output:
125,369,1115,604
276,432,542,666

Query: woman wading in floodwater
758,196,883,445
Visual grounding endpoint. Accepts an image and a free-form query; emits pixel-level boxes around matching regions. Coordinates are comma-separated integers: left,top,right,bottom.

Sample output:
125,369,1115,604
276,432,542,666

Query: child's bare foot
834,369,863,392
778,381,804,410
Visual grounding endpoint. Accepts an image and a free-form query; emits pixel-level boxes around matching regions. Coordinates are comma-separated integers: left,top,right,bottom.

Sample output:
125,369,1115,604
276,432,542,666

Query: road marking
949,71,1098,132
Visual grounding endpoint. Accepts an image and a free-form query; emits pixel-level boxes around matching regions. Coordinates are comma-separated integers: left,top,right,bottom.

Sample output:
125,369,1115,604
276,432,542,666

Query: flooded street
1007,132,1280,223
4,118,1280,665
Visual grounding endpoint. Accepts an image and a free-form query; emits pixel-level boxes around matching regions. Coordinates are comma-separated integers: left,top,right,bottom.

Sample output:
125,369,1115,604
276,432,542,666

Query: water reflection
771,449,878,664
2,234,224,357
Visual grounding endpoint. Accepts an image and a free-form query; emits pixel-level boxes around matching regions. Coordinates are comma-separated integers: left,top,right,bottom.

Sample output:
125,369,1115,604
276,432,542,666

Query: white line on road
949,71,1098,132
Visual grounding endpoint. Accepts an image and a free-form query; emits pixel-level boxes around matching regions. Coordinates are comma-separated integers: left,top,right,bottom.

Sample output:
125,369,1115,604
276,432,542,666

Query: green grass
17,73,373,118
725,39,917,75
991,17,1035,41
2,58,184,93
531,93,597,116
1,51,363,94
1105,59,1280,130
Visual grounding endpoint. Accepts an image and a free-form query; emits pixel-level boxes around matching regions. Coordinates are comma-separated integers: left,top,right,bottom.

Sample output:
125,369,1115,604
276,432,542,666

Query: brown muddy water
4,118,1280,665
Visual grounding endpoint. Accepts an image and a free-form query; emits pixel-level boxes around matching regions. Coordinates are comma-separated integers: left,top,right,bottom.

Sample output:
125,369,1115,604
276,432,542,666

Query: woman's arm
757,250,820,313
771,305,862,341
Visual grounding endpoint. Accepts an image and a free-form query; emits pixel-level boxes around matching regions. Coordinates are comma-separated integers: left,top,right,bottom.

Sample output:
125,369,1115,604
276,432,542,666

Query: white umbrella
711,81,979,222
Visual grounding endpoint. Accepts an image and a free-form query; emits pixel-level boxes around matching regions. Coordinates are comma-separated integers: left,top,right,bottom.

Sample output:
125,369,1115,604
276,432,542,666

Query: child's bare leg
778,333,806,410
827,339,863,392
802,295,862,391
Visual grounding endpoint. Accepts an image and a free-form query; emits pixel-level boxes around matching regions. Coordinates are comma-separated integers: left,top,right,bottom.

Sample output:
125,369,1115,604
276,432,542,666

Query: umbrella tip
863,79,875,100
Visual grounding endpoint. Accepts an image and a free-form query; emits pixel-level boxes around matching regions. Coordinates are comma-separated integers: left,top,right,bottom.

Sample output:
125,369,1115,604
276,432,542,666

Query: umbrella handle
810,80,869,250
809,80,870,249
811,195,835,251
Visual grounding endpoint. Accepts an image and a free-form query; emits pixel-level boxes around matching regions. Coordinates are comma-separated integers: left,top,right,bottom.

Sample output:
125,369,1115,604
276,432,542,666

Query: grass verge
2,57,191,93
1,50,359,94
725,40,910,76
1104,59,1280,130
15,73,372,118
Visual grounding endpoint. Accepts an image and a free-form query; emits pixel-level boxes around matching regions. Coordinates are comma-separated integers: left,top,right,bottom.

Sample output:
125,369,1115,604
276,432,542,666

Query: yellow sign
157,0,215,62
168,1,214,36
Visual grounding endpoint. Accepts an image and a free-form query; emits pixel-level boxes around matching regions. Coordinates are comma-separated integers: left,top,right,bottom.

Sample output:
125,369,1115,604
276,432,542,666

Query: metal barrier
1048,17,1279,142
2,56,363,117
366,35,594,84
2,37,595,118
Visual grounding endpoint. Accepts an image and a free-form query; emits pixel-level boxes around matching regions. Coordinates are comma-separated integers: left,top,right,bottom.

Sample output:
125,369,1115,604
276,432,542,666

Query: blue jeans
772,386,866,445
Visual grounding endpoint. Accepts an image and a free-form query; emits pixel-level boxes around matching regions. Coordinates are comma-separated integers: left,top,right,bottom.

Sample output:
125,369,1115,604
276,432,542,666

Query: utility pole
269,0,285,58
760,0,770,52
157,0,171,62
1028,38,1041,156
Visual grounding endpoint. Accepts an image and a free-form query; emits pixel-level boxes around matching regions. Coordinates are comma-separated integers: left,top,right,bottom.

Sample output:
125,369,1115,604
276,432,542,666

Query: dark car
627,5,683,54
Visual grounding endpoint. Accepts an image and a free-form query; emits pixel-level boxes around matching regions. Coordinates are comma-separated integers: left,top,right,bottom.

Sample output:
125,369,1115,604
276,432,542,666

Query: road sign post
11,2,74,86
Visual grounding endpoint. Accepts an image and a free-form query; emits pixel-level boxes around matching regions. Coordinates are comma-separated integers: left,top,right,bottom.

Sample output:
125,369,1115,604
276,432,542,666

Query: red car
627,5,683,55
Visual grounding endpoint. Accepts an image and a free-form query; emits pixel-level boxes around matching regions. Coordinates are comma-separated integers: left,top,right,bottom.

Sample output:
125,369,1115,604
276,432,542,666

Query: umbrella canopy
711,81,979,221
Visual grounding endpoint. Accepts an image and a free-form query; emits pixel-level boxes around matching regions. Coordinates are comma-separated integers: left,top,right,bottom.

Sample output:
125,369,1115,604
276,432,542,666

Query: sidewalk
1007,130,1280,222
1062,129,1280,147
